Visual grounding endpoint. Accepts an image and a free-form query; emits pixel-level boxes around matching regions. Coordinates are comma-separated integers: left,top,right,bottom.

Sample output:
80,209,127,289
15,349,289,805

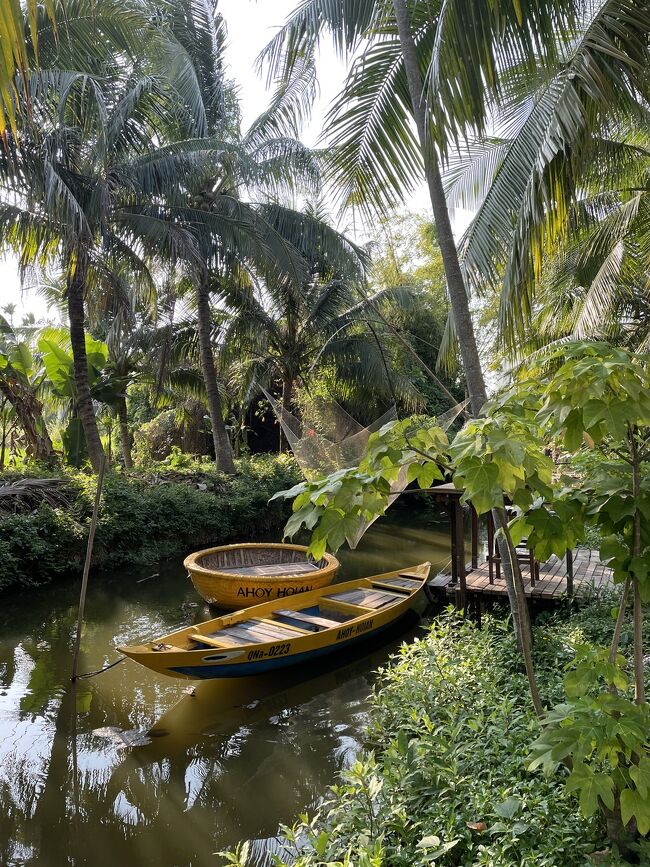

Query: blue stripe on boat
168,615,405,679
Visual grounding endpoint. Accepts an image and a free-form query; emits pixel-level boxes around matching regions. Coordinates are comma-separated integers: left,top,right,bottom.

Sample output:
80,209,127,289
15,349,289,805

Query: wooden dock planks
432,549,614,602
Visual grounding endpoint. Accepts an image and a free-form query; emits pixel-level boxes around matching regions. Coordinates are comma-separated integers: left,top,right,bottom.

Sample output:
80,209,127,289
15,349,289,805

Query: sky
1,0,467,323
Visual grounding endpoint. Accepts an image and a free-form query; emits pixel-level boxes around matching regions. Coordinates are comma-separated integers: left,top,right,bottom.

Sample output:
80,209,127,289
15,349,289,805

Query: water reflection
0,510,449,866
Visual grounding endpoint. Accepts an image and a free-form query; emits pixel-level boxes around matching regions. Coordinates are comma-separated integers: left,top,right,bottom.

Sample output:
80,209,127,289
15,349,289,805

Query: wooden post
471,505,478,569
455,498,466,611
487,510,495,584
449,495,458,587
71,456,106,682
566,549,574,599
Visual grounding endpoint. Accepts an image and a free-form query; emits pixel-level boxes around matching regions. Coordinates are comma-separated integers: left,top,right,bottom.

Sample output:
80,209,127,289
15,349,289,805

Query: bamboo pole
71,456,106,682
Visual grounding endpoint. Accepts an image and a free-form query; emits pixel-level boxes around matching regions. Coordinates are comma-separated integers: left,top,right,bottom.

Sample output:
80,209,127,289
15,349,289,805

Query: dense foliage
0,456,299,592
238,601,650,867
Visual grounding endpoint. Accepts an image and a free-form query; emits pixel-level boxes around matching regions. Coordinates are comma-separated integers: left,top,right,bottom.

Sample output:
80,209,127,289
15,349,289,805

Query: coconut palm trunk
66,257,105,473
116,396,133,469
279,377,295,452
391,0,485,413
392,0,542,715
0,378,55,462
196,273,236,474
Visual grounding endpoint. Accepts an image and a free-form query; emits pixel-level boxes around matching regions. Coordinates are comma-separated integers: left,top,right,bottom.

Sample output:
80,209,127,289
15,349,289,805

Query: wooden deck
429,549,614,602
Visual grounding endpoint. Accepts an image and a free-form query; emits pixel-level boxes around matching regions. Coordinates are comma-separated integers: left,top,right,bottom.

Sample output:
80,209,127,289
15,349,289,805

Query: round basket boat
184,543,339,610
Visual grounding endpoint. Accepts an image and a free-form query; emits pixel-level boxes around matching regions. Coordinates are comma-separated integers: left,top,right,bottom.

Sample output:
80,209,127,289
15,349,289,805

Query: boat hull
120,563,430,680
184,542,339,609
167,614,414,678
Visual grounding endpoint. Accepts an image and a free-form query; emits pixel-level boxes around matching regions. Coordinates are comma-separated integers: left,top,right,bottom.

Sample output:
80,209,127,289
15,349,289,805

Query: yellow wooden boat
183,542,339,609
119,562,431,679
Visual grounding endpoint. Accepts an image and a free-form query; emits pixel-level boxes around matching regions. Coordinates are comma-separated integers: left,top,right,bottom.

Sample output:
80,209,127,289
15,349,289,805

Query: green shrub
269,602,650,867
0,505,85,590
0,455,300,591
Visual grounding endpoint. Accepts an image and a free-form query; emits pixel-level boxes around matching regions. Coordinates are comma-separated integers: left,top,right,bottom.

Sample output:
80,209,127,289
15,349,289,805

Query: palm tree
0,1,203,471
442,0,650,356
155,0,376,473
518,153,650,355
220,217,420,424
262,0,579,414
262,0,581,706
0,0,56,136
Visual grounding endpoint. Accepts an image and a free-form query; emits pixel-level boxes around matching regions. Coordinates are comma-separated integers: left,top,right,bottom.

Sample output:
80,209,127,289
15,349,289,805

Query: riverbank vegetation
0,456,298,592
252,599,650,867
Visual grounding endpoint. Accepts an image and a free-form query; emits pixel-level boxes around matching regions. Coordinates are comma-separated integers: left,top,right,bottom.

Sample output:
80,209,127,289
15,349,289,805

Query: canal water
0,507,451,867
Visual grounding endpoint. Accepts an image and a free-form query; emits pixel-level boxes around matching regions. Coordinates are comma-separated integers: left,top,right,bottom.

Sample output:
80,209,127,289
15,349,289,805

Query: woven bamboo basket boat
184,543,339,610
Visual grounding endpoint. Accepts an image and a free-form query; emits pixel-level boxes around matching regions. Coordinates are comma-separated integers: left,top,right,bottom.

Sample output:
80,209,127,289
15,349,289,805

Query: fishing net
264,389,468,549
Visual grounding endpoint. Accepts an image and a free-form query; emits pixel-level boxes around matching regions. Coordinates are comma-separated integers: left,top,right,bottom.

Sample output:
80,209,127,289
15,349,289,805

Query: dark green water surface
0,509,450,867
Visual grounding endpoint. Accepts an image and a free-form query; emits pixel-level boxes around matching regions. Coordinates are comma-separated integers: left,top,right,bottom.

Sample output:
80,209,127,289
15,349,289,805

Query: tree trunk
0,397,6,469
493,506,544,717
66,256,105,473
392,0,486,415
196,274,236,474
631,432,645,703
609,577,631,664
116,396,133,469
392,0,540,708
280,377,294,452
0,377,55,462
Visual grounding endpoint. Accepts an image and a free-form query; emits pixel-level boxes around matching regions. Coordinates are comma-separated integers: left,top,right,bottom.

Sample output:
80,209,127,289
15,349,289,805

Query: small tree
512,342,650,853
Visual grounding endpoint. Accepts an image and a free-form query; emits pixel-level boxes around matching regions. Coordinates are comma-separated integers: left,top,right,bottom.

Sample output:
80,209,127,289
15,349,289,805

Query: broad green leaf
416,836,460,858
620,787,650,836
508,515,532,546
630,758,650,799
494,796,521,819
8,341,32,376
459,459,503,515
563,410,585,451
410,462,442,489
583,399,630,442
566,764,615,816
62,417,87,468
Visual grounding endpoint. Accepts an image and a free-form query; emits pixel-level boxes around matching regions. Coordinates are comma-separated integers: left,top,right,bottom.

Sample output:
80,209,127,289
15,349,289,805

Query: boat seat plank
393,576,424,588
274,609,343,630
189,632,246,649
223,623,284,643
325,588,402,609
220,619,305,643
371,580,412,594
246,618,306,638
256,618,307,635
234,618,290,636
218,562,319,576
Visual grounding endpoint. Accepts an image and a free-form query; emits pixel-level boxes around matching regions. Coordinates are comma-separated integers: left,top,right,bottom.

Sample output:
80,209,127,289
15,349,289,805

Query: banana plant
37,326,125,467
0,315,54,463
